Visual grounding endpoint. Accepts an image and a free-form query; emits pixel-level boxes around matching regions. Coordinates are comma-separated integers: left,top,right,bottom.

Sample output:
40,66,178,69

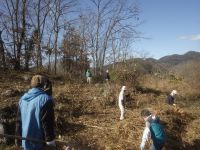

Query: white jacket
119,86,126,105
118,86,126,107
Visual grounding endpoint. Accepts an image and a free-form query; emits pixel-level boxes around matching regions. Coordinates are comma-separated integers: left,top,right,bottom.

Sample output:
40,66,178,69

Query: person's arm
15,105,22,146
140,123,151,150
41,99,55,144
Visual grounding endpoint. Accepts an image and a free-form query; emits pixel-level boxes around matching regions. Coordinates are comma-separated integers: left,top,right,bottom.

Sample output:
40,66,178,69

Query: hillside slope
158,51,200,67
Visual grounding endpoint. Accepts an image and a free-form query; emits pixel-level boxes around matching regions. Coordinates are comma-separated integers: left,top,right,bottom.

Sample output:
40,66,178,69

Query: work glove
64,145,71,150
15,139,21,147
46,140,56,147
140,142,145,150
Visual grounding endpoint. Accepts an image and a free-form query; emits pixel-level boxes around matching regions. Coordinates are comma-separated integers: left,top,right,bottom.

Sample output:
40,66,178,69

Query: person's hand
46,140,56,147
140,142,145,150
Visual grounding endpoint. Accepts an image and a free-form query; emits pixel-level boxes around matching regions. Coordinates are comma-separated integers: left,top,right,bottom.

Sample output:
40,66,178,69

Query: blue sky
133,0,200,59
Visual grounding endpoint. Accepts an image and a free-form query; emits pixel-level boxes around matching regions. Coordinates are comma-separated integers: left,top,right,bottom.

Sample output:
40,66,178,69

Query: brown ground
0,71,200,150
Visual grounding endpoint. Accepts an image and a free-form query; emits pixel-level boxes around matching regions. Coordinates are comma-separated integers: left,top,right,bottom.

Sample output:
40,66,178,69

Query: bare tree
0,29,6,69
61,24,89,75
0,0,141,73
80,0,140,74
24,29,37,70
0,0,78,71
0,0,27,70
30,0,52,69
49,0,76,74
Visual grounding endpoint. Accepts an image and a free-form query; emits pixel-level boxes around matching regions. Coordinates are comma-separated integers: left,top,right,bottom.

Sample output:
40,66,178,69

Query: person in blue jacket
15,75,56,150
140,109,166,150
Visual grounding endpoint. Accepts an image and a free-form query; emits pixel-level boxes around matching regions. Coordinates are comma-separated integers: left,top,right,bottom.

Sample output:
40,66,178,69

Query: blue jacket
18,88,54,150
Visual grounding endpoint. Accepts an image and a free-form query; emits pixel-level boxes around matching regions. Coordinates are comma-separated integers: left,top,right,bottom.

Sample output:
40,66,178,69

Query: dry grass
0,71,200,150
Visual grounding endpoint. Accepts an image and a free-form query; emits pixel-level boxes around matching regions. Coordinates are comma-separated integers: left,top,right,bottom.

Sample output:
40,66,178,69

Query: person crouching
140,109,166,150
166,90,177,106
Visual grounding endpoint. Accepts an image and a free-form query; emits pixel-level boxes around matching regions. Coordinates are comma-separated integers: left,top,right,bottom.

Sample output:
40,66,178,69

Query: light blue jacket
19,88,53,150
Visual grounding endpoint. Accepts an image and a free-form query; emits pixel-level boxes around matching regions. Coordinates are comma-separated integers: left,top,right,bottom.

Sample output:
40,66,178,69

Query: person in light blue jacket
15,75,55,150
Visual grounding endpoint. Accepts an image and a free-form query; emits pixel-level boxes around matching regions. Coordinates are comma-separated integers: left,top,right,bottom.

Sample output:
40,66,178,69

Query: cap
141,109,151,117
31,75,47,88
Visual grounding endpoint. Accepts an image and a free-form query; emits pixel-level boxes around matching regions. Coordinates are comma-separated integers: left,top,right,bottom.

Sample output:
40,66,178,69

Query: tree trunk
14,0,26,70
0,32,6,70
25,39,34,71
54,30,58,74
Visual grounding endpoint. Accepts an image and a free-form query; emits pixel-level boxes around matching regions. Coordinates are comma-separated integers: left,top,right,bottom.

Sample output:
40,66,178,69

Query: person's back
19,88,52,149
149,118,166,149
16,75,55,150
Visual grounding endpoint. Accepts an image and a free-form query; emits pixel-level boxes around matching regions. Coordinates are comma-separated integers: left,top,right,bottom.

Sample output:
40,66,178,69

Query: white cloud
191,34,200,41
179,36,187,40
179,34,200,41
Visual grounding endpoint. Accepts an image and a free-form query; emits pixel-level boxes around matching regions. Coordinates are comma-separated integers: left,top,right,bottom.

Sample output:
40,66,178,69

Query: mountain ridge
157,51,200,66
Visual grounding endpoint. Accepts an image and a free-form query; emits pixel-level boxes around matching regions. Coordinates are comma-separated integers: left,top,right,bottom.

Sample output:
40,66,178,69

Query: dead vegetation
0,71,200,150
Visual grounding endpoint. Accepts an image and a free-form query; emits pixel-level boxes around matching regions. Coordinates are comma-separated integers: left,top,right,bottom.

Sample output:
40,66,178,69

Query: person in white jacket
118,86,126,120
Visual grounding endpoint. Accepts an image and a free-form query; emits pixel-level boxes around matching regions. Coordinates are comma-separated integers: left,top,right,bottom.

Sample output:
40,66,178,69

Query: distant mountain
157,51,200,66
109,51,200,75
146,58,157,63
130,51,200,74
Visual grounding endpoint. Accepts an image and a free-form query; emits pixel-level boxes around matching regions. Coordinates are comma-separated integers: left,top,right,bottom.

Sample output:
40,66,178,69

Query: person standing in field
105,69,110,83
15,75,56,150
86,69,92,84
166,90,177,106
118,86,126,120
140,109,166,150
